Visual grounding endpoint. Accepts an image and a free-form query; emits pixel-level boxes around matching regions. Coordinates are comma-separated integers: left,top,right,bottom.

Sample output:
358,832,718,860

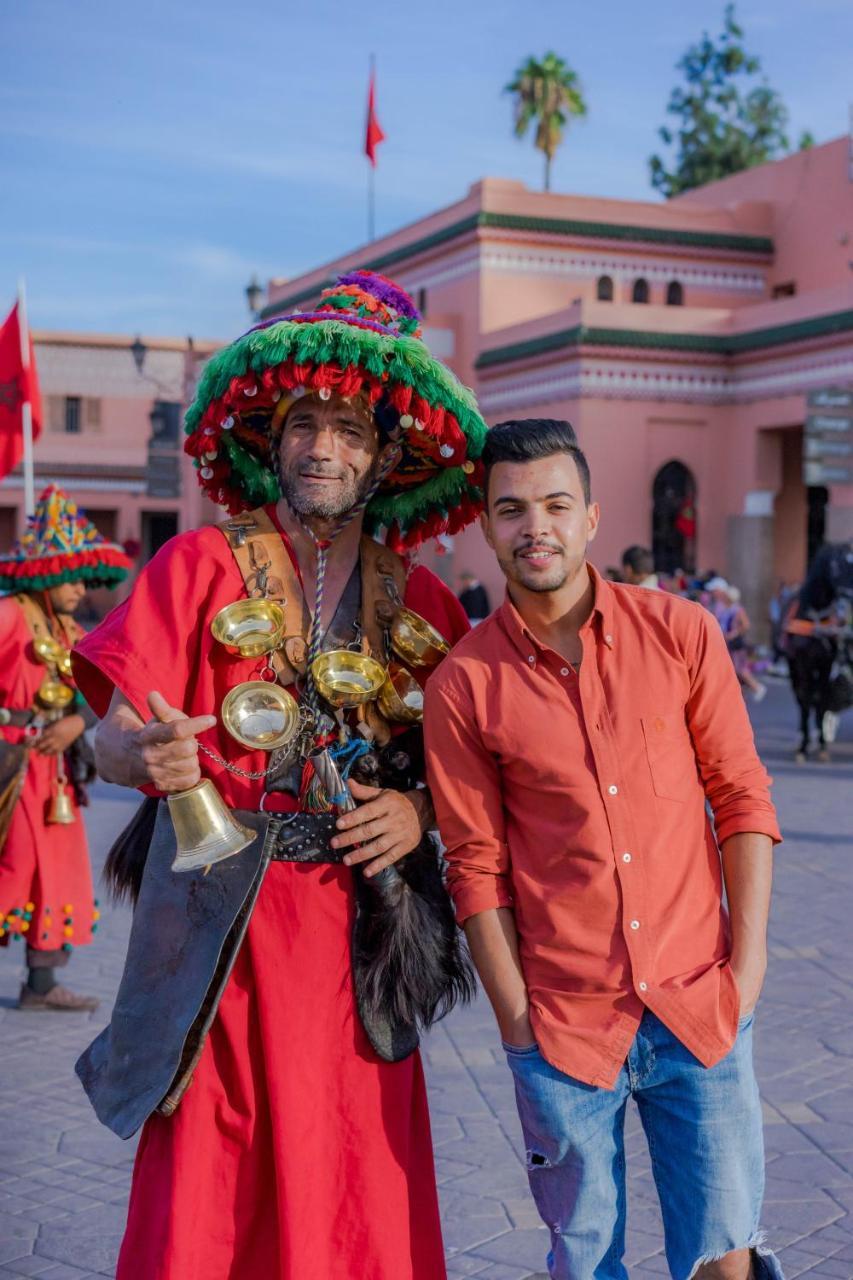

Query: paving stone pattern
0,684,851,1278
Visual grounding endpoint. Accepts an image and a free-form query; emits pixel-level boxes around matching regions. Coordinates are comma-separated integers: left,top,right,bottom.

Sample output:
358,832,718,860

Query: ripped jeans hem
686,1230,784,1280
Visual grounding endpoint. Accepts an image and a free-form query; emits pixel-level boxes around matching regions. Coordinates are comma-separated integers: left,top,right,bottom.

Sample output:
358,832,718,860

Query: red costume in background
0,600,97,954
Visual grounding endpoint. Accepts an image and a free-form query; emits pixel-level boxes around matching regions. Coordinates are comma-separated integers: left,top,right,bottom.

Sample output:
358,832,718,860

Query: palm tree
505,53,588,191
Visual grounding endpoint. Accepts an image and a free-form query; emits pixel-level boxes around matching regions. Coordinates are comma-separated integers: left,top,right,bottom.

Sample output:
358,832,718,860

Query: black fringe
102,795,159,905
353,835,476,1031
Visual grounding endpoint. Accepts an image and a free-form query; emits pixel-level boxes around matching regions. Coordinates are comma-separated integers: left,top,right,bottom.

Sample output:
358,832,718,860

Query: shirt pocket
640,714,695,802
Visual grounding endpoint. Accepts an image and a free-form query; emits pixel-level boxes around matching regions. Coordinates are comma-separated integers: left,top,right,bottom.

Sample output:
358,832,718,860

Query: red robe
74,516,469,1280
0,597,97,955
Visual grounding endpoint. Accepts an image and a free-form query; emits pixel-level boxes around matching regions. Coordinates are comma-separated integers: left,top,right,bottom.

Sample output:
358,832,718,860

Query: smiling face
481,452,599,597
277,394,385,520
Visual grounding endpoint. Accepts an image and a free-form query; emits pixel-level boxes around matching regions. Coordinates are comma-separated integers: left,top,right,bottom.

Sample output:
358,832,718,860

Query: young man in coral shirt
425,420,783,1280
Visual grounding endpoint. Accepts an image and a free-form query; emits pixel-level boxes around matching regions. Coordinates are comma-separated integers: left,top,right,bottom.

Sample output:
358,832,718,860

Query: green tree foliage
649,5,794,197
505,52,587,192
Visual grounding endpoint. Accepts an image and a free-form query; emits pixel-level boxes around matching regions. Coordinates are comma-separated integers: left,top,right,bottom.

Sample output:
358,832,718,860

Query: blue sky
2,0,851,338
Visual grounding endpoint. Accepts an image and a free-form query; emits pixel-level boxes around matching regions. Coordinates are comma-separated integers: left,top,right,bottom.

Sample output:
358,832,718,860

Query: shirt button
560,667,570,676
639,981,648,992
605,633,613,645
527,655,535,665
608,785,618,796
630,919,640,930
622,852,632,863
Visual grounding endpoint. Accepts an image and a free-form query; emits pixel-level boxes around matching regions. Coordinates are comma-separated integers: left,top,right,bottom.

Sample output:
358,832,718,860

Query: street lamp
131,335,147,374
245,275,264,316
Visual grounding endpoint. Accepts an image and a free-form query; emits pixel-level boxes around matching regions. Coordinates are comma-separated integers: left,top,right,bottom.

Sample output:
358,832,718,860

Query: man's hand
731,952,767,1020
35,714,85,757
332,780,431,877
132,692,217,793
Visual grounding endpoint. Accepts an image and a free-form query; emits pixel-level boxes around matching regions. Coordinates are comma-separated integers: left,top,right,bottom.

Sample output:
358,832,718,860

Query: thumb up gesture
136,691,217,793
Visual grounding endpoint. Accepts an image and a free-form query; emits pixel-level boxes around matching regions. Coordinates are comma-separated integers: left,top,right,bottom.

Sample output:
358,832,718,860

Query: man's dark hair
482,419,590,505
621,545,654,576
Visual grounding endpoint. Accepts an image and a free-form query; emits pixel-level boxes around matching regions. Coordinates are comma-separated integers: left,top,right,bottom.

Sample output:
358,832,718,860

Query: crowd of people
455,543,799,705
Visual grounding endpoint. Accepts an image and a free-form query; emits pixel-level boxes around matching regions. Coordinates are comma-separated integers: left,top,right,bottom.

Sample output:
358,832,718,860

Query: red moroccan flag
364,68,385,167
0,303,42,481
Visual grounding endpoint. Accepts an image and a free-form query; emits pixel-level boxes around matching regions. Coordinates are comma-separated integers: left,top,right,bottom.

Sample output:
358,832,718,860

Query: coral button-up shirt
424,566,781,1089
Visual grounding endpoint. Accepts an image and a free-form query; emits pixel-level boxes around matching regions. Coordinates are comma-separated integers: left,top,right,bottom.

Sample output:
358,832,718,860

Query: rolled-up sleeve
685,608,782,847
424,673,513,925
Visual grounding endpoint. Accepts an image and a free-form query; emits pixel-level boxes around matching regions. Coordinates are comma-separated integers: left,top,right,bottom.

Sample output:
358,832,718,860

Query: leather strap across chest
217,509,408,733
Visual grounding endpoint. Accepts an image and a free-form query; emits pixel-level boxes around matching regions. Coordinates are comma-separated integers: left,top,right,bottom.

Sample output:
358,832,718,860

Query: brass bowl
211,600,286,658
220,680,300,751
57,651,74,678
311,650,387,709
33,635,65,666
37,679,75,709
390,608,450,668
377,665,424,724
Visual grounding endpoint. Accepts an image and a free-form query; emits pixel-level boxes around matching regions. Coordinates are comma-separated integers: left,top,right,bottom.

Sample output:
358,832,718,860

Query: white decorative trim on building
478,344,853,410
399,242,765,298
478,246,766,294
0,476,148,494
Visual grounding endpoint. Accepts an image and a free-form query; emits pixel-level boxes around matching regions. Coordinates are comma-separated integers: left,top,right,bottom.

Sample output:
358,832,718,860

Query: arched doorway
652,461,697,574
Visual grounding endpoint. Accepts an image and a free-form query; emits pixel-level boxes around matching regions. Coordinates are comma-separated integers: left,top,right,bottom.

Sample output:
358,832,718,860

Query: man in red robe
0,485,130,1009
73,272,487,1280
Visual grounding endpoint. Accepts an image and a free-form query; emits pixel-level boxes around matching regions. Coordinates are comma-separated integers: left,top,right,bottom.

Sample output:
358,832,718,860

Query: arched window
632,278,649,304
596,275,614,301
652,460,697,574
666,280,684,306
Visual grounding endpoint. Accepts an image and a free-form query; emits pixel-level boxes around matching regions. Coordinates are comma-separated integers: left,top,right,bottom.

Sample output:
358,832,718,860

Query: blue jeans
504,1011,784,1280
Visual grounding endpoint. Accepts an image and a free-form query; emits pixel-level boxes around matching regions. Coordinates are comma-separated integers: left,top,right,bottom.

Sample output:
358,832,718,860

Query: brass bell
167,779,255,873
47,779,76,825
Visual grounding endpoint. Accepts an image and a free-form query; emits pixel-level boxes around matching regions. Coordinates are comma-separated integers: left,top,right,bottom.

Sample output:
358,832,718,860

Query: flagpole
17,277,35,516
368,53,376,242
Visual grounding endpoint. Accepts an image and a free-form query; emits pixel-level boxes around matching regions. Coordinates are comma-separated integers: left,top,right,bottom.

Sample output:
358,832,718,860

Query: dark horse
786,540,853,762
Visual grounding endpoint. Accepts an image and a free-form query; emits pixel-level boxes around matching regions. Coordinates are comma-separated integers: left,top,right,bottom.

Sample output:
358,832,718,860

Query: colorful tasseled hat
184,269,489,551
0,485,132,592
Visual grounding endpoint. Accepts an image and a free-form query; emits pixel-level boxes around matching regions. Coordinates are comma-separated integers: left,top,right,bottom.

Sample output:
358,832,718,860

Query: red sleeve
423,661,514,925
404,564,470,648
685,606,782,847
72,527,233,721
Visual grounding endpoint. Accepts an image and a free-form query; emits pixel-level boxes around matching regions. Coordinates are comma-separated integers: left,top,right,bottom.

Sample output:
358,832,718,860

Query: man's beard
279,460,375,520
499,541,584,594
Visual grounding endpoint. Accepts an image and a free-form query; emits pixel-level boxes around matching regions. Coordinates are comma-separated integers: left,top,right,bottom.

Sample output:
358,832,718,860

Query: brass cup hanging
168,780,256,873
377,664,424,724
33,635,65,665
211,600,286,657
221,680,300,751
36,680,75,709
310,651,386,709
390,608,449,668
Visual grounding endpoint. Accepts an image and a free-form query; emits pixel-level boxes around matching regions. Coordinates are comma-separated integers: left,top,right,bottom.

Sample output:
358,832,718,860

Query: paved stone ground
0,683,851,1278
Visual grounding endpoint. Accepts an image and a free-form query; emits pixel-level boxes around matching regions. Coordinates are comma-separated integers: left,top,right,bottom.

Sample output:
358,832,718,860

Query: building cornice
476,307,853,369
260,213,774,319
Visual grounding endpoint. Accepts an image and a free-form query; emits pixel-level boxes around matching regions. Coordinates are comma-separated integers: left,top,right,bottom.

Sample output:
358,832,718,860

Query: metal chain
198,704,315,780
197,743,278,781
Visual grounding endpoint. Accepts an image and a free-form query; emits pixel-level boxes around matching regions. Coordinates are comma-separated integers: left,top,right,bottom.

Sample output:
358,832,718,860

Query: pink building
259,136,853,637
0,333,221,611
